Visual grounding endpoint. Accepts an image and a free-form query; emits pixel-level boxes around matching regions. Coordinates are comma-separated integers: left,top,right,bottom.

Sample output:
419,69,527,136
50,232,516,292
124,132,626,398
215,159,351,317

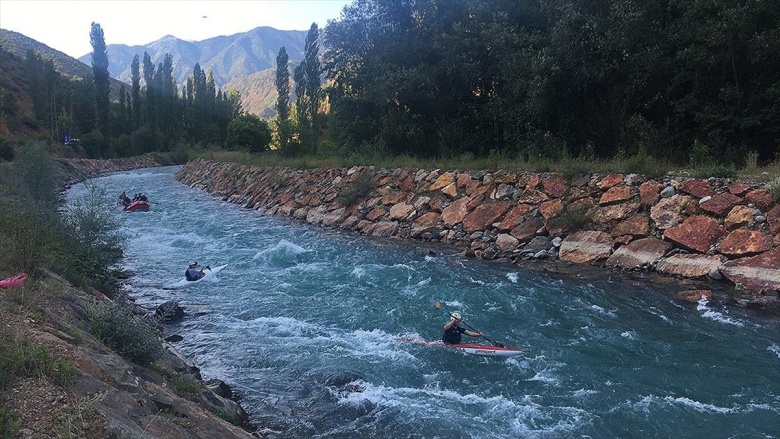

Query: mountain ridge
77,26,306,98
0,26,307,119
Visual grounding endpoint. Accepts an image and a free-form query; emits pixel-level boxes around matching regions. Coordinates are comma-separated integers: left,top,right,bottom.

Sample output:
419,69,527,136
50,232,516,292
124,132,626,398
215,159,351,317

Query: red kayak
0,272,28,289
396,338,528,357
124,200,150,212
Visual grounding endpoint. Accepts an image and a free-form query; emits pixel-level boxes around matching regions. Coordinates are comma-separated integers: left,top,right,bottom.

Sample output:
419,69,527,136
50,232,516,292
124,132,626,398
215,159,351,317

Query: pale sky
0,0,352,59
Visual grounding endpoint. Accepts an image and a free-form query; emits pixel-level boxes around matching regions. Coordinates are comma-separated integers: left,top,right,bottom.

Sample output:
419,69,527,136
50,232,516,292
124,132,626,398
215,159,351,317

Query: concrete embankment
175,159,780,316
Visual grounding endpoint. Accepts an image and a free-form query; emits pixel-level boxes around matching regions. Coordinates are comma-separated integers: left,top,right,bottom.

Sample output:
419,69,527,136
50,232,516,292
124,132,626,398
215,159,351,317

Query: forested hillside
2,0,779,170
322,0,780,167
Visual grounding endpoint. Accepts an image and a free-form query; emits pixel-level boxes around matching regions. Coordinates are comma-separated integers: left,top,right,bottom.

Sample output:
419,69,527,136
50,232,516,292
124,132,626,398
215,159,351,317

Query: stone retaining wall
175,159,780,314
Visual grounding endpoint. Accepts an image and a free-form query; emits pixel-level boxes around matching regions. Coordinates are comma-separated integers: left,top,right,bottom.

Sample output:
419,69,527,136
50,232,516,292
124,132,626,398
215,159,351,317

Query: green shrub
86,301,163,366
769,177,780,202
0,327,78,389
689,139,710,166
557,204,593,232
337,170,375,206
172,375,199,396
60,184,125,294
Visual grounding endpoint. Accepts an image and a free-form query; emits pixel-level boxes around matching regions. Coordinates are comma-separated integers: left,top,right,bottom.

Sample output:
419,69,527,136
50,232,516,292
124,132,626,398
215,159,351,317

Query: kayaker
185,262,210,281
442,311,483,344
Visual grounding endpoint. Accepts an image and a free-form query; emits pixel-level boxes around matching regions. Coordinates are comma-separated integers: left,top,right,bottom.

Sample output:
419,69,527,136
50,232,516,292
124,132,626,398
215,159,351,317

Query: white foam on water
526,368,560,385
621,330,637,340
351,267,366,278
507,272,520,283
696,299,744,327
338,381,587,438
769,344,780,359
632,395,737,414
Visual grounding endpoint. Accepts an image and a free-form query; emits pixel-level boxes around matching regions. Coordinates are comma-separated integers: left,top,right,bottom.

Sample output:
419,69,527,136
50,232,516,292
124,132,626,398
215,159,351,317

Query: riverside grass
202,149,780,183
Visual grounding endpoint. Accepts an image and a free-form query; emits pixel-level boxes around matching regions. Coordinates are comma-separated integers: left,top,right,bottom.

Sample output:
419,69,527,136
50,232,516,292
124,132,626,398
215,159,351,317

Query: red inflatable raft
0,272,28,289
124,200,150,212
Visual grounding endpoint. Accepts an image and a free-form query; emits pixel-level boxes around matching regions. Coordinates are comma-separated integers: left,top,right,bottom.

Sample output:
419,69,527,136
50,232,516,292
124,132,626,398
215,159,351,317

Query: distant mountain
0,26,306,119
0,29,129,99
77,26,307,116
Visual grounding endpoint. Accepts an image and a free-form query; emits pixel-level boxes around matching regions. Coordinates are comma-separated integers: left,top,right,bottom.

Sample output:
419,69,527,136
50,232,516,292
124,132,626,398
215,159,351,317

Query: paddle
433,300,505,348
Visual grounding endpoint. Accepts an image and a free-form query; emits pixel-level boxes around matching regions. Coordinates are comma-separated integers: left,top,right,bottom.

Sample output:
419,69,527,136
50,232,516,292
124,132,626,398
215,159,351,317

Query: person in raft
442,311,483,344
184,262,210,281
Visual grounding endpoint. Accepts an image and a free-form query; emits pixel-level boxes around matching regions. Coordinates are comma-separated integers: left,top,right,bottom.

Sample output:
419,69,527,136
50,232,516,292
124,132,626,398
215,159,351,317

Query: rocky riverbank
1,155,261,438
175,159,780,317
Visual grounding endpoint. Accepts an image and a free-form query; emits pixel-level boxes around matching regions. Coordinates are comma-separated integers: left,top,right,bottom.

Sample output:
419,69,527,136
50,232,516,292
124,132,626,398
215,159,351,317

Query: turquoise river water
66,166,779,439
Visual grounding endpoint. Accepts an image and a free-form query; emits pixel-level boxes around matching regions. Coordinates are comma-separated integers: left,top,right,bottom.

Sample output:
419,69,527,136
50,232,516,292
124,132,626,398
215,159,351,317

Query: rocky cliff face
175,159,780,315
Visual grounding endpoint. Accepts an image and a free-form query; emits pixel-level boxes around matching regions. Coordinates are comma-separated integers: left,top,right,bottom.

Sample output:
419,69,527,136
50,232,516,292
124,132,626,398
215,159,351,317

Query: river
66,166,780,439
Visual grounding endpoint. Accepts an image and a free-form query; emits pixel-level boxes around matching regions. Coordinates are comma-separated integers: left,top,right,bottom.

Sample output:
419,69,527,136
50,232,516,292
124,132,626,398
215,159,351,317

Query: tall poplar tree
89,22,111,142
274,46,292,152
130,54,141,129
303,23,321,147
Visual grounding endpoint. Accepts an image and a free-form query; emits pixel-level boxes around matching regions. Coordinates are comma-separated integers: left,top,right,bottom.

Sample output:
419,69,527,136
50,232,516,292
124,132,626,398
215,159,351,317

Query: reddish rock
700,193,741,217
424,170,440,182
441,183,458,198
365,206,387,221
441,198,471,226
322,207,347,226
724,205,755,230
462,202,512,233
456,173,472,188
744,188,774,212
559,231,613,264
466,192,486,211
398,176,416,192
510,217,544,243
544,217,571,237
650,195,694,229
496,233,520,251
612,235,634,246
718,229,773,257
543,174,568,198
370,221,400,237
381,191,407,205
721,248,780,292
413,196,431,211
639,180,662,208
517,189,549,204
679,179,713,198
389,202,416,220
429,197,445,212
591,201,640,225
497,204,534,231
524,175,543,190
768,205,780,235
540,199,564,220
676,290,713,303
664,215,727,253
606,237,672,269
430,172,455,191
600,173,624,189
464,179,480,195
610,216,649,238
599,186,632,206
728,182,751,196
657,254,726,278
306,206,327,224
411,212,441,236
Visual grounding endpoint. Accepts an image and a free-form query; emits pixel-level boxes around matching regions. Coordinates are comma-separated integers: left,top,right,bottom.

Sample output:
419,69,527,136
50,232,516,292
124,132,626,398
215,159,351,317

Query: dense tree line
8,23,261,160
321,0,780,166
